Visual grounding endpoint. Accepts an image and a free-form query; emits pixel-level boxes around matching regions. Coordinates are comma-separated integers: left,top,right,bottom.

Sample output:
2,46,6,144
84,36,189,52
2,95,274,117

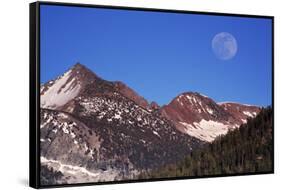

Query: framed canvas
29,1,274,188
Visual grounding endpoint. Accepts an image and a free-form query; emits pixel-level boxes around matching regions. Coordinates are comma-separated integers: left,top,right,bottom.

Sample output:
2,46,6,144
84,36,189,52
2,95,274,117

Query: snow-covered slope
40,69,81,109
40,63,97,109
179,120,229,142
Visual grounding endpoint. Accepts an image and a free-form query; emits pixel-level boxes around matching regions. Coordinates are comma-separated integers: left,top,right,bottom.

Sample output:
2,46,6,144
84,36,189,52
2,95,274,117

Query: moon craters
212,32,238,60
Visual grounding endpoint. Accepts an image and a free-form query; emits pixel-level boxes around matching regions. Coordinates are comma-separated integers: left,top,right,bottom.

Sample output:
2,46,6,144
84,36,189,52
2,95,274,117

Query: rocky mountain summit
161,92,260,142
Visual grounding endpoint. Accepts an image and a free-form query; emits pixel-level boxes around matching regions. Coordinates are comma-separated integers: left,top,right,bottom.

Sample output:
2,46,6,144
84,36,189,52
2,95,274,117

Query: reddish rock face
219,102,261,125
160,92,261,142
161,92,231,124
114,81,149,109
150,101,160,110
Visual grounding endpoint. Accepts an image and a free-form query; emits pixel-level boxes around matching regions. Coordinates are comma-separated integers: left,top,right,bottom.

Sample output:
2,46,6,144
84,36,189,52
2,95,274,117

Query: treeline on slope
139,107,273,179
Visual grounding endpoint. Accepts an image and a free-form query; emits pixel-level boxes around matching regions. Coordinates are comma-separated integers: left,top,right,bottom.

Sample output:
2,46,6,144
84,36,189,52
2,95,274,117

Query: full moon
212,32,238,60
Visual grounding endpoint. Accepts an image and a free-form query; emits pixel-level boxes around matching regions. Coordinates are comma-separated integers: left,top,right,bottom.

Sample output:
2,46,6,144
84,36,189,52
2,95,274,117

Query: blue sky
40,5,272,106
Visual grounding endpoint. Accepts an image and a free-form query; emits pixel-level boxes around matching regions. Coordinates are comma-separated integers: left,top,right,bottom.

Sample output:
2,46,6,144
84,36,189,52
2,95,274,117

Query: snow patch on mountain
180,120,229,142
41,156,100,177
41,69,81,109
199,93,208,98
243,111,256,118
218,101,255,107
153,131,161,138
206,107,214,115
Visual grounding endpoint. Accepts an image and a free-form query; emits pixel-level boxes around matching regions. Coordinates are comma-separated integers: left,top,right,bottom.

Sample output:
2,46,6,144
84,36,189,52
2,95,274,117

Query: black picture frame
29,1,274,189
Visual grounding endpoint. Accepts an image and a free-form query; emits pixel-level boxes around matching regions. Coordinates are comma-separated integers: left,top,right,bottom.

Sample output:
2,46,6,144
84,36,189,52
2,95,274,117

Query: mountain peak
179,91,208,98
73,62,83,67
172,91,209,105
70,62,96,75
41,63,100,110
72,62,87,70
160,90,261,142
